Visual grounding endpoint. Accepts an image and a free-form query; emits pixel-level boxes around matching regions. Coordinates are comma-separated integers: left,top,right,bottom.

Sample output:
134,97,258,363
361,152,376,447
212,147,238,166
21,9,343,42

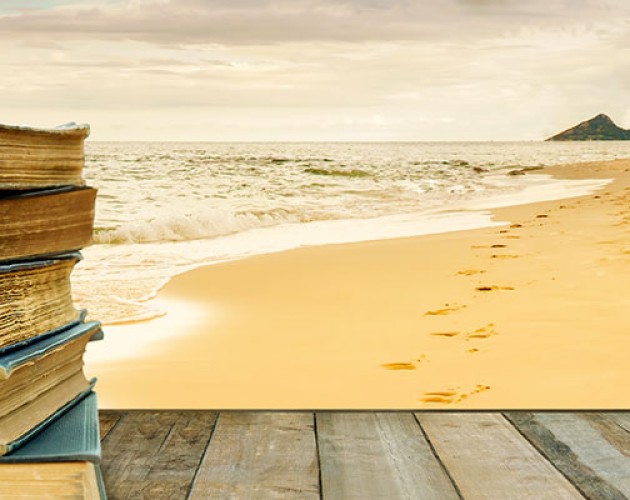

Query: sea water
74,141,630,323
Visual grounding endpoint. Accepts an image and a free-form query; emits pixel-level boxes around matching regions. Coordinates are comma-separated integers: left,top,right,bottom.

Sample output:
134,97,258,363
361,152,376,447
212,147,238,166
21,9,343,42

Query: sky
1,0,629,141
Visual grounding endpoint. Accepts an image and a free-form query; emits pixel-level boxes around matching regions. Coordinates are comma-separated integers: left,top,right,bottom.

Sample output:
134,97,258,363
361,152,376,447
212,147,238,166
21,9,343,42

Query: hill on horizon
546,114,630,141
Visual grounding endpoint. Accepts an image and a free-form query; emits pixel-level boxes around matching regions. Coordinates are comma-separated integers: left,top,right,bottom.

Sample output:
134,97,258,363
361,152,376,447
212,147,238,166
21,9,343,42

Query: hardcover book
0,392,105,498
0,391,100,463
0,461,103,499
0,253,83,351
0,321,101,456
0,122,89,190
0,186,96,262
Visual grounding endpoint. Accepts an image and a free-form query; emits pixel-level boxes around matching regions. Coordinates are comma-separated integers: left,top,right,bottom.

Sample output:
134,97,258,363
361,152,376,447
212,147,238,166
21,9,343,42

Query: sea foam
94,209,302,244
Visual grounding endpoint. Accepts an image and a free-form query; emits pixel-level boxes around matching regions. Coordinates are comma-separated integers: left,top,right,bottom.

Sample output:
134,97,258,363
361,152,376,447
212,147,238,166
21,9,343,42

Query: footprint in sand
491,254,519,259
466,348,479,354
420,384,491,404
510,223,523,228
466,323,497,339
382,362,416,370
502,235,520,239
420,390,459,404
472,244,507,249
536,214,549,219
475,285,514,292
424,304,466,316
456,269,485,276
430,331,460,337
382,355,429,370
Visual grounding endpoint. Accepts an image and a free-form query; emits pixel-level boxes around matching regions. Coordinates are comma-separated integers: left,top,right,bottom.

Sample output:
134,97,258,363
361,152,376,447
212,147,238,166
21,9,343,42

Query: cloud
0,0,629,140
0,0,626,45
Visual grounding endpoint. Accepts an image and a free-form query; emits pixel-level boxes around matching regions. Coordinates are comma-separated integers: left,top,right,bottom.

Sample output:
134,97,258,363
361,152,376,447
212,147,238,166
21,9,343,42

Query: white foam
94,209,301,244
460,174,611,210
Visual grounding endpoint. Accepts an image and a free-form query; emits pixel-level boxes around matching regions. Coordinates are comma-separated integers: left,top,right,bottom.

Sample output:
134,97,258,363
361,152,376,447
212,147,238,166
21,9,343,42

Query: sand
85,159,630,409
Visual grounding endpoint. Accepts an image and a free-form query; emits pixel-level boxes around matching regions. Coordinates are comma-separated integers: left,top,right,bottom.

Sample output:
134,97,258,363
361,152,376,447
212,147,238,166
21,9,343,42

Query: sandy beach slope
85,159,630,409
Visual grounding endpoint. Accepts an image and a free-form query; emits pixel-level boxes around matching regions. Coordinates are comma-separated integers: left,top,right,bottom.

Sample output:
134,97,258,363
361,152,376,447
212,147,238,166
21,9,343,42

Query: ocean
74,141,630,324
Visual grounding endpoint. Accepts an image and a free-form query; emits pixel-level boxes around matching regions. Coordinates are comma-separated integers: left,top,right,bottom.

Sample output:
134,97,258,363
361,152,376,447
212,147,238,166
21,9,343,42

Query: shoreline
85,159,630,409
77,167,611,326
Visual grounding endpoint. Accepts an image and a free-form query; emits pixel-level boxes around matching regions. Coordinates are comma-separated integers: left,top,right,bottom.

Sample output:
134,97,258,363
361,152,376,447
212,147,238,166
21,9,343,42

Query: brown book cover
0,186,96,263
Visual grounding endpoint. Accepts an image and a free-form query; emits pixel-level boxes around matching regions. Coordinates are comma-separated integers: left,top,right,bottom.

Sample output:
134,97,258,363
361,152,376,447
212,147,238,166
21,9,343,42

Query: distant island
546,114,630,141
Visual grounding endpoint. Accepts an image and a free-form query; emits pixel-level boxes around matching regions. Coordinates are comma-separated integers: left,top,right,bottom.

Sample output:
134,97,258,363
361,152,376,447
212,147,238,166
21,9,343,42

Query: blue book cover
0,310,94,356
0,251,81,272
0,185,77,201
95,463,108,499
0,321,102,380
0,391,100,463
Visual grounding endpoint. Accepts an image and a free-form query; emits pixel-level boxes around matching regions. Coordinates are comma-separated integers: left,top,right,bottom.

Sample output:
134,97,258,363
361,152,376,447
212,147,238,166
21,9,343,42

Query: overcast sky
1,0,629,141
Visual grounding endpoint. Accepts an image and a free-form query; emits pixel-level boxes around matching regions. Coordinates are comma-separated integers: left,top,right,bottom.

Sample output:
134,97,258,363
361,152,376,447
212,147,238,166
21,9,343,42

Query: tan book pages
0,123,89,189
0,258,80,350
0,461,100,499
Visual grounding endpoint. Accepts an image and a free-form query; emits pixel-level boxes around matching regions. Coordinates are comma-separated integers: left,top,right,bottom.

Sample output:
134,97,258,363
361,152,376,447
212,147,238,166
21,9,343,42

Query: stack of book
0,123,106,498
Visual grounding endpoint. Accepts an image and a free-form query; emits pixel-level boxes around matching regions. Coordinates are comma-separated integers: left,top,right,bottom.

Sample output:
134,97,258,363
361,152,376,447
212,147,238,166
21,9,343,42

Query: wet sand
85,159,630,409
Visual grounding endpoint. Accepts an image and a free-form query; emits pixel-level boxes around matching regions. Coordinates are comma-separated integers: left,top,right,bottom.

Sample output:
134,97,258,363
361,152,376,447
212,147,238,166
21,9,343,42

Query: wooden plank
100,411,217,500
189,412,318,500
98,411,122,441
506,412,630,499
604,413,630,436
317,412,459,500
417,413,582,499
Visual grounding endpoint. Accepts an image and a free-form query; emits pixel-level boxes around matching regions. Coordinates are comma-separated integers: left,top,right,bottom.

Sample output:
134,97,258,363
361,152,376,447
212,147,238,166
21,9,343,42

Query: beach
84,159,630,409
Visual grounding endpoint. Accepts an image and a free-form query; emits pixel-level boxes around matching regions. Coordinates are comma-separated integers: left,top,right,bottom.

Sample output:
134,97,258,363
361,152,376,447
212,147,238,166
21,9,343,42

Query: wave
304,167,371,177
94,208,303,244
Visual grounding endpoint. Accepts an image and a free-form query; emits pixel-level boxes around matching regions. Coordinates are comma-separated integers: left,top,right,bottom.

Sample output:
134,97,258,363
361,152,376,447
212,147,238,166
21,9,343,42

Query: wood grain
417,413,583,499
507,412,630,499
100,411,217,500
94,410,630,499
97,411,121,441
317,412,459,500
189,412,319,500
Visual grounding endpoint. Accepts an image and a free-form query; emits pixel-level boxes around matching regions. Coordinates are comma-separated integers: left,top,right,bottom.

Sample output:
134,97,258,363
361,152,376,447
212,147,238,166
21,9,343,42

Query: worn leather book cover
0,186,96,262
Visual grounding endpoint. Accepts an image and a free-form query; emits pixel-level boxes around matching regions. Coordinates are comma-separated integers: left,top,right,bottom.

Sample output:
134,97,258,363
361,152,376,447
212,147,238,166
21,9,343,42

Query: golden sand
85,159,630,409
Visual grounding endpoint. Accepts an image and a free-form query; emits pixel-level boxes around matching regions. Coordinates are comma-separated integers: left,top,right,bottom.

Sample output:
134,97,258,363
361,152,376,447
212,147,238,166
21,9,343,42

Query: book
0,186,96,262
0,253,83,351
0,321,101,456
0,392,106,498
0,461,103,499
0,120,105,496
0,391,100,463
0,122,89,190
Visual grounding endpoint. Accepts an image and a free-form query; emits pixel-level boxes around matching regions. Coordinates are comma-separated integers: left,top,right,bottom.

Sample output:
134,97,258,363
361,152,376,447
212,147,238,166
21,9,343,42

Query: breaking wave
94,208,304,244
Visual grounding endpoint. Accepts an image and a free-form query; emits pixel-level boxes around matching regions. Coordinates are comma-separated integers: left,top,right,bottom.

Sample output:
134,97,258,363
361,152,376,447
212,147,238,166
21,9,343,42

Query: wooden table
99,411,630,499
